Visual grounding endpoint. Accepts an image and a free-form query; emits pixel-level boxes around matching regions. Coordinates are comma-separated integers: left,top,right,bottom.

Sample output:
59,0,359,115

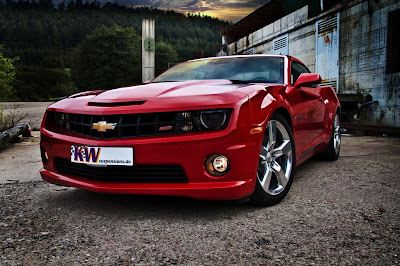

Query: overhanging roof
222,0,285,43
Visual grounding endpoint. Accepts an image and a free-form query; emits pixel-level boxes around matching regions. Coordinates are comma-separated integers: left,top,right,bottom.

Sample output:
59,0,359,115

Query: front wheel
250,113,295,206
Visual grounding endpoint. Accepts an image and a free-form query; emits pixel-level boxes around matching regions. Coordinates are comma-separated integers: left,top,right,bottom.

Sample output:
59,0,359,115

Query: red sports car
40,55,340,205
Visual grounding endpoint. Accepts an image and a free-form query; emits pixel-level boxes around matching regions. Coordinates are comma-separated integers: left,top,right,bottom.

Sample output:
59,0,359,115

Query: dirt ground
0,102,399,264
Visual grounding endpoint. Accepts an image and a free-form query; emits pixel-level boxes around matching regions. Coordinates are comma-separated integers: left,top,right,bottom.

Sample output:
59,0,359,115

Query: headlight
193,109,230,131
199,110,227,129
175,109,231,133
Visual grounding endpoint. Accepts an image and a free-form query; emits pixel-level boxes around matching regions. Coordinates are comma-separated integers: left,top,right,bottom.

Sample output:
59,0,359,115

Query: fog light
205,154,230,177
40,146,48,164
213,155,228,172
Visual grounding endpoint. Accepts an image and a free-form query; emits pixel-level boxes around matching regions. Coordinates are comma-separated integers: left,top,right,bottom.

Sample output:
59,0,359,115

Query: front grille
55,158,188,183
54,112,185,139
48,109,231,140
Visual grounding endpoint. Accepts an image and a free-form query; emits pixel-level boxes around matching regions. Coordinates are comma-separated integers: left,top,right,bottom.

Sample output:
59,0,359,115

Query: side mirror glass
294,73,322,88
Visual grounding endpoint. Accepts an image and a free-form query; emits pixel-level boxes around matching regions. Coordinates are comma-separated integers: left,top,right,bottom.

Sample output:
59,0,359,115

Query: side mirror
294,73,322,88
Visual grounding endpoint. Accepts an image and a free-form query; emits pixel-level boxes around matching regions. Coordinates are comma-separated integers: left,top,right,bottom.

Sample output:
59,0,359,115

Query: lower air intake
55,158,188,183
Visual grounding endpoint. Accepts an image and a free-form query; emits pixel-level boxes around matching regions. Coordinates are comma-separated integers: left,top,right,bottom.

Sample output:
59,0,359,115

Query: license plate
71,145,133,166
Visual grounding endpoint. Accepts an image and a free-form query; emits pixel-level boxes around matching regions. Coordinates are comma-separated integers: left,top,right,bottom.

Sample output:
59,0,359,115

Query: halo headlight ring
194,109,230,131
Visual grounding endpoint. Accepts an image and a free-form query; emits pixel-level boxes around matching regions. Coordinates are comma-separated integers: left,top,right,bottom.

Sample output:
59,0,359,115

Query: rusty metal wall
339,0,400,126
316,14,339,92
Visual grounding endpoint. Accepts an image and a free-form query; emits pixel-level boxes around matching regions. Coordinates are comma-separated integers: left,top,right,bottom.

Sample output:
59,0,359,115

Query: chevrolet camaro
40,55,341,205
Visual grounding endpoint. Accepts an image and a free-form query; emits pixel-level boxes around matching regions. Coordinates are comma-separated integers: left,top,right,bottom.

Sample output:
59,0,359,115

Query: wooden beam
0,124,31,150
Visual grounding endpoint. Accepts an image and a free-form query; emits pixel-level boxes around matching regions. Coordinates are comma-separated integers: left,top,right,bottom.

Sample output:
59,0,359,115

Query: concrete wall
339,0,400,126
225,6,320,72
221,0,400,127
227,6,312,69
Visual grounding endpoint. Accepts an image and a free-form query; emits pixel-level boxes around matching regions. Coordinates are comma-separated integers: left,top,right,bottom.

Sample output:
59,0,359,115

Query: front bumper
40,126,261,200
40,168,254,200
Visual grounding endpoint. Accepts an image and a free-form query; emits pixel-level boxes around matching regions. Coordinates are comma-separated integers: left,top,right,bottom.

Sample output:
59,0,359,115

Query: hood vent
88,100,146,107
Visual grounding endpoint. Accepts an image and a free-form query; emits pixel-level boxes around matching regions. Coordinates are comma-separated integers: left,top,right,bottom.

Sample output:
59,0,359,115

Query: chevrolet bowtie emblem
92,121,117,132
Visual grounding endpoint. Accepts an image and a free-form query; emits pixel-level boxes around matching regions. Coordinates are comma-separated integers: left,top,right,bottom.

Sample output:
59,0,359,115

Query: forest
0,0,230,100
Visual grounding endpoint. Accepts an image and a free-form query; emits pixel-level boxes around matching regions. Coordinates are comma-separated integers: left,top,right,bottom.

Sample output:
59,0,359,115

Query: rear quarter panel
319,85,340,137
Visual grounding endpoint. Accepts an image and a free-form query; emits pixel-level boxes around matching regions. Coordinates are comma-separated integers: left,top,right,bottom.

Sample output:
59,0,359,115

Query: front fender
248,85,294,129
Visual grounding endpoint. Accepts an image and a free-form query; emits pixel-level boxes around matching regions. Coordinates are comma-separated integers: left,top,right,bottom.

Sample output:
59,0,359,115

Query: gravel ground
1,136,399,265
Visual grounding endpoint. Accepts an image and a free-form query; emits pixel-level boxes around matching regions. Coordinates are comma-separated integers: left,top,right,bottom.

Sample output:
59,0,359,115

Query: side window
291,61,310,84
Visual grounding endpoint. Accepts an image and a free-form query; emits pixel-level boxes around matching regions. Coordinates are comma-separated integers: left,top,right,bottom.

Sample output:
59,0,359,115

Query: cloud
214,0,266,8
114,0,154,5
183,0,200,7
152,0,170,7
175,0,215,13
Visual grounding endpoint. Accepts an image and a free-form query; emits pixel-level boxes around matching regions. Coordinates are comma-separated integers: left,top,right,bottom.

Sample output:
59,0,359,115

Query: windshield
152,56,285,84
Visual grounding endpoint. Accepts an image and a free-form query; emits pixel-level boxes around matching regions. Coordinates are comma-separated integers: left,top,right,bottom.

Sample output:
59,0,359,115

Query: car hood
48,80,263,114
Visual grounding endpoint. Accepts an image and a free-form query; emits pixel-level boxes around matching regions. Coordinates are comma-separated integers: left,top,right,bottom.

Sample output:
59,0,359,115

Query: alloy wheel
333,114,341,154
258,120,293,195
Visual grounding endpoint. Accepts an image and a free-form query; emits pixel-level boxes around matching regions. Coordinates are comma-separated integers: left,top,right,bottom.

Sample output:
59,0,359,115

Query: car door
290,61,326,159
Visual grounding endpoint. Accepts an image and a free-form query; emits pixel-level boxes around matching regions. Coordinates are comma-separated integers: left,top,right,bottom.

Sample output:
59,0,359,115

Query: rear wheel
250,113,295,206
319,111,341,161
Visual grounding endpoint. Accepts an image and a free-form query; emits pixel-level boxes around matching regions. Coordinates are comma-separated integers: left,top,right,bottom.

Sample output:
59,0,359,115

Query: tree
13,66,77,101
75,0,83,9
66,0,74,10
71,25,141,91
39,0,53,9
155,42,178,76
0,46,18,100
57,1,65,11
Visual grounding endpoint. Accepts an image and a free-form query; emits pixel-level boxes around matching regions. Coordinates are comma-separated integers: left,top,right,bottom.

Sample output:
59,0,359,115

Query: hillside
0,1,230,100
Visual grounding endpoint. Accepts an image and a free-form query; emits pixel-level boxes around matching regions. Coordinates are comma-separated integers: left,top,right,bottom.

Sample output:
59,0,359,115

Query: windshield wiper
229,80,249,84
150,80,178,83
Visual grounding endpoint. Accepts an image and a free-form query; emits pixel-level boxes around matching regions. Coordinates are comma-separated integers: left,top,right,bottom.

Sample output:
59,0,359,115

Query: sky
115,0,266,22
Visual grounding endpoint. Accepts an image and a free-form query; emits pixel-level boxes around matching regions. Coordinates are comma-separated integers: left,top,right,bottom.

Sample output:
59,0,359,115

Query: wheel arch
337,105,341,118
272,107,293,131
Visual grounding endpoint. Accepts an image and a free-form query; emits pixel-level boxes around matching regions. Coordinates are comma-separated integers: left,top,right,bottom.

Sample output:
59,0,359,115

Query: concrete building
218,0,400,127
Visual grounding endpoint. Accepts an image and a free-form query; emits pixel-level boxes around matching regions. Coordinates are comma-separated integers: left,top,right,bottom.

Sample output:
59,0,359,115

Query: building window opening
386,9,400,74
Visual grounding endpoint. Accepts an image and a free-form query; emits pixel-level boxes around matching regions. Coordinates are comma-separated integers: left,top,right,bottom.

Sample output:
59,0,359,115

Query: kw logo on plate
72,146,101,163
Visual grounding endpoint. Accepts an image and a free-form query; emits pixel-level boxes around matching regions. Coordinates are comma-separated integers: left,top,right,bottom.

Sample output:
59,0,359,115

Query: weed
0,105,27,132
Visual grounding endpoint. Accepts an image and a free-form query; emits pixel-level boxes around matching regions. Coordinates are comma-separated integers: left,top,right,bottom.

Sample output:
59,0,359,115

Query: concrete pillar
142,19,155,82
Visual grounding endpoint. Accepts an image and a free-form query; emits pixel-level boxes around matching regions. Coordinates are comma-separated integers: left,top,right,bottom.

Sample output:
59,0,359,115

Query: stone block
281,15,288,31
252,29,263,45
273,20,281,34
297,6,308,22
350,3,361,17
287,12,295,28
370,9,381,31
263,24,273,40
227,43,235,55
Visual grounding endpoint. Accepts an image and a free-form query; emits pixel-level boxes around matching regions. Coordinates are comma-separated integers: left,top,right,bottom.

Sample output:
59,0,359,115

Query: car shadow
39,158,334,220
43,185,260,221
40,159,332,220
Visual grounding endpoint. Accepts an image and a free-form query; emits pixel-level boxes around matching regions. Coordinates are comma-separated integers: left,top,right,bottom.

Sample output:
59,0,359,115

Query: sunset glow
125,0,265,22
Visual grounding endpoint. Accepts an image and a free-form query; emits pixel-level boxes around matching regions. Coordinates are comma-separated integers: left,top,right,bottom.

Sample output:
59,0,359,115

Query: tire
250,113,295,206
319,111,341,161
